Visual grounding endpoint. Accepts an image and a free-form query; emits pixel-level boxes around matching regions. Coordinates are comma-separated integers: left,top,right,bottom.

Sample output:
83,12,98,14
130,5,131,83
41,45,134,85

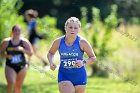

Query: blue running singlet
58,35,87,86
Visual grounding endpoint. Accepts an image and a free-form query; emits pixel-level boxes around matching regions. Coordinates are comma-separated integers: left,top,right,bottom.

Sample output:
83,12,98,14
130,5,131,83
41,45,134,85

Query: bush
80,5,121,76
0,0,25,42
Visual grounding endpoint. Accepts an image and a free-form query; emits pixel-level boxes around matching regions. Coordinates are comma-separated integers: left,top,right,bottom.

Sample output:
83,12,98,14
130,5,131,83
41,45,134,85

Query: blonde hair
65,17,81,28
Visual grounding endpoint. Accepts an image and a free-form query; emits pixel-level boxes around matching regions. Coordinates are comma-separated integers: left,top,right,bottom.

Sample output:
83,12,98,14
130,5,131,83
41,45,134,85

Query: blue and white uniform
58,35,87,86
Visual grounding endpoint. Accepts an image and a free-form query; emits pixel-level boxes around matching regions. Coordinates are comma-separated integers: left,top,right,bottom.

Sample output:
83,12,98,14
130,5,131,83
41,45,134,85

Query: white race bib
11,54,22,64
61,58,77,68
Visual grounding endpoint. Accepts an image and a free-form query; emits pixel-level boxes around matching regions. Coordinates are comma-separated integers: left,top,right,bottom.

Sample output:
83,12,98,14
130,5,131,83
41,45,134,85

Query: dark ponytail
12,25,17,32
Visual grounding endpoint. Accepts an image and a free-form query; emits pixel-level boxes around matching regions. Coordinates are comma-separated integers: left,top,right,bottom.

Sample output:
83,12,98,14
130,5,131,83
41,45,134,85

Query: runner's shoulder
53,36,64,43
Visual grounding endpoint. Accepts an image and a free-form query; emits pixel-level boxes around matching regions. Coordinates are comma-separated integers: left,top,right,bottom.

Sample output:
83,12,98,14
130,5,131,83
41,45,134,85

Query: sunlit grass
0,66,140,93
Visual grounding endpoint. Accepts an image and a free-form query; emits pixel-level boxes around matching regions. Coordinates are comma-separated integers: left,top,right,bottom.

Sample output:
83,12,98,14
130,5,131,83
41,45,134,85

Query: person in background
47,17,96,93
0,25,33,93
24,9,48,66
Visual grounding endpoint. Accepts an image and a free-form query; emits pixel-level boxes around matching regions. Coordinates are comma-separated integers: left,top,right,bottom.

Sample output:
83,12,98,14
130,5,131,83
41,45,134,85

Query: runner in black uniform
0,25,33,93
6,39,26,73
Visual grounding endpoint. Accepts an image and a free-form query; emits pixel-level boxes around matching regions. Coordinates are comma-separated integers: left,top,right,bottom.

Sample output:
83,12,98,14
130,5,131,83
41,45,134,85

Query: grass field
0,65,140,93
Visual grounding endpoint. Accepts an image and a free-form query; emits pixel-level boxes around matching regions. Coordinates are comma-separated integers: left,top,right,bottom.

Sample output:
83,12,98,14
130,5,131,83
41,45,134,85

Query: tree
81,5,120,77
0,0,25,41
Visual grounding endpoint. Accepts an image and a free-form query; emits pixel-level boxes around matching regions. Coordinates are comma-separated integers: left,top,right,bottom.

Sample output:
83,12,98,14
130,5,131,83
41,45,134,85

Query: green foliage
81,5,120,59
129,17,140,25
105,5,118,28
36,15,62,42
80,7,88,27
0,0,24,42
115,0,140,17
80,5,121,76
93,5,120,58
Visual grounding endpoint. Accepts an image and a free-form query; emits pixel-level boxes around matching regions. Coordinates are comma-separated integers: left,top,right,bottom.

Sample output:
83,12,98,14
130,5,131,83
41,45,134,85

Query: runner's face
65,21,80,37
25,14,31,22
12,26,21,38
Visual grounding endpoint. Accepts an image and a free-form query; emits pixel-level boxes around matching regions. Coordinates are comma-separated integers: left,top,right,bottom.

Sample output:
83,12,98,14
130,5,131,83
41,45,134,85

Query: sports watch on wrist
82,60,87,64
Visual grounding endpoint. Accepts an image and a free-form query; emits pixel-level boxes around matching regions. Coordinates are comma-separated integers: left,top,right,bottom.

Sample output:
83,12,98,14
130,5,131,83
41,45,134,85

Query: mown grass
0,66,139,93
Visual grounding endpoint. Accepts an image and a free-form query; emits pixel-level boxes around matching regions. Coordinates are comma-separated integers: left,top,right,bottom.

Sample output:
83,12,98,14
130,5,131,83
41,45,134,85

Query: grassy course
0,66,139,93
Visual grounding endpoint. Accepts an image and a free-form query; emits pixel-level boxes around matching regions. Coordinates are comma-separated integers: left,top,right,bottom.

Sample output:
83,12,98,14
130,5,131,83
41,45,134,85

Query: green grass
0,66,139,93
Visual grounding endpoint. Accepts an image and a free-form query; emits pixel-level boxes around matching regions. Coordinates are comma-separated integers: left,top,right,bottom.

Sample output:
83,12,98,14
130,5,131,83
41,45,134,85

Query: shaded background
19,0,140,31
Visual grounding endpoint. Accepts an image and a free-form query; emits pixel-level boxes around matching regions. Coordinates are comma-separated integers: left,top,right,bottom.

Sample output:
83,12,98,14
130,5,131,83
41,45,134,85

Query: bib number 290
63,60,75,68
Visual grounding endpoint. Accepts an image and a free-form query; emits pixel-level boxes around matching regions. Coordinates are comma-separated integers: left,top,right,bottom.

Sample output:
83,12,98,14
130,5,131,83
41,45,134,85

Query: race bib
11,54,23,64
61,58,77,68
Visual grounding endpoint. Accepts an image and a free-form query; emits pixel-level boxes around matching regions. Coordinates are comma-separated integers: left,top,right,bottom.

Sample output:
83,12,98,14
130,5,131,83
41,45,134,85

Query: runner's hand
50,63,57,71
75,60,84,68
